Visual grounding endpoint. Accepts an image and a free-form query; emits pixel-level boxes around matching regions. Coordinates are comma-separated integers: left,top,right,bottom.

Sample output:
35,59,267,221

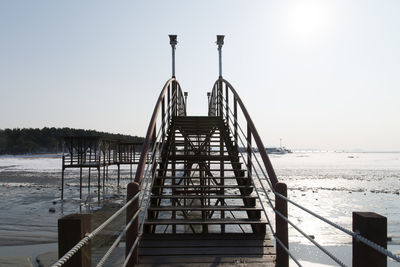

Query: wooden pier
61,136,142,201
54,35,399,267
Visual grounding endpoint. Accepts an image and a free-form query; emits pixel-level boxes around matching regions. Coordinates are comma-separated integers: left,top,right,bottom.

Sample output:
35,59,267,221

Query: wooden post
61,156,65,200
117,164,121,189
126,182,140,266
58,214,91,267
103,152,106,190
276,182,289,267
88,167,91,196
79,167,83,200
97,163,101,203
353,212,387,267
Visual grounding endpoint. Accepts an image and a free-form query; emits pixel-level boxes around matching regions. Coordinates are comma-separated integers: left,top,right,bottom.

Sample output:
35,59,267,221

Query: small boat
266,147,291,154
266,138,292,154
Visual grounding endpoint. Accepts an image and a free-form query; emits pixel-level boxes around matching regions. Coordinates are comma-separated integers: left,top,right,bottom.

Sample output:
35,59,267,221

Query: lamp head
169,35,178,47
216,35,225,49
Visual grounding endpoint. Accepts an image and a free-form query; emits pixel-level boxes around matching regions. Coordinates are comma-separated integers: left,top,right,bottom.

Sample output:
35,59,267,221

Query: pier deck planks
137,233,276,266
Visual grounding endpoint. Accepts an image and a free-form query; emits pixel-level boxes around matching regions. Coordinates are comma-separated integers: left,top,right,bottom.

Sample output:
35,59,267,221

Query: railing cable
217,83,400,264
52,193,140,267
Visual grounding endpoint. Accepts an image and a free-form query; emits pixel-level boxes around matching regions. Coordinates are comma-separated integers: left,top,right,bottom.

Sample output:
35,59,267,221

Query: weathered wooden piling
126,182,140,266
353,212,387,267
58,214,91,267
276,182,289,267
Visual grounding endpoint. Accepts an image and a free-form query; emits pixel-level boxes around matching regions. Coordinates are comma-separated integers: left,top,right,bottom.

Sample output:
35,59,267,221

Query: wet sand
0,168,127,266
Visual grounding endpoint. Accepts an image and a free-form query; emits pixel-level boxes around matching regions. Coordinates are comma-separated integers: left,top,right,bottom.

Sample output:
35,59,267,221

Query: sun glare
288,2,328,38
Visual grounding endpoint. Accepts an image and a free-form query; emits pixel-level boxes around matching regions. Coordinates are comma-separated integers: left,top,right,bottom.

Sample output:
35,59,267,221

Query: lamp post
216,35,225,78
169,35,178,78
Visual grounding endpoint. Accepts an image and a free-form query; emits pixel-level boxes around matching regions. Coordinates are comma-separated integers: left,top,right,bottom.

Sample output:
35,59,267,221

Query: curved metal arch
134,78,186,184
208,78,279,189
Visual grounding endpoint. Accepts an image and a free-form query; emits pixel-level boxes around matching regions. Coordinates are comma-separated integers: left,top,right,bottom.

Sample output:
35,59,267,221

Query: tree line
0,127,144,155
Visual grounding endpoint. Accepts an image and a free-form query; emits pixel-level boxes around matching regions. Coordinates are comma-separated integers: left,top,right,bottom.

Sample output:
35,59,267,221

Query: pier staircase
138,115,274,265
144,116,266,234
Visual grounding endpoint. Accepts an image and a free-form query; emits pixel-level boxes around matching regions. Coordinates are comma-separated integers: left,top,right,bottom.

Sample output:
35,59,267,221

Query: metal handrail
217,82,400,264
221,93,347,266
208,78,279,190
53,79,182,267
135,78,186,185
97,89,178,266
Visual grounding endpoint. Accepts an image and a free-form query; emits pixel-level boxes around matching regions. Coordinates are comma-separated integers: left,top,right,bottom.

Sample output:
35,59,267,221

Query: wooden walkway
138,233,275,266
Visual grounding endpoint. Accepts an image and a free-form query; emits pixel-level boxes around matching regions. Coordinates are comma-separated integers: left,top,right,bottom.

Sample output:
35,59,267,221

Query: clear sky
1,0,399,151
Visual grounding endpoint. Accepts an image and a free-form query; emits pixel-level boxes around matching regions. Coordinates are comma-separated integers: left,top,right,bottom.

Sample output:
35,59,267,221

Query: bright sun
288,2,328,38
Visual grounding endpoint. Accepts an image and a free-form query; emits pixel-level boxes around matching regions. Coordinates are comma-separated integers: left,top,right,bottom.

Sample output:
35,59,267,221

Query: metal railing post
234,96,238,146
218,79,223,117
173,81,177,116
162,97,166,141
276,182,289,267
167,84,171,121
225,83,229,127
126,182,140,266
247,123,252,180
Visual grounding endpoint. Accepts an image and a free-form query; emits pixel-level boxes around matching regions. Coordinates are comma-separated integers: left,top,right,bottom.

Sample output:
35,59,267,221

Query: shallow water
0,152,399,266
266,152,400,266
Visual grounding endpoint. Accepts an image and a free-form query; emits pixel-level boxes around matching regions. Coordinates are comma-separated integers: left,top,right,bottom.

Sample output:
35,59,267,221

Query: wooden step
168,155,238,161
173,116,223,121
150,195,256,200
140,233,270,241
161,161,243,165
156,176,247,180
152,185,251,189
157,168,245,172
137,233,276,266
144,218,267,225
173,189,223,194
148,206,262,212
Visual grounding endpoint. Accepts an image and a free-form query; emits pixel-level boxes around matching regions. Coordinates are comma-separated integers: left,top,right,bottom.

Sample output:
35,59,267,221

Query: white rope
52,192,140,267
219,87,400,263
275,191,400,263
122,236,140,267
96,209,141,267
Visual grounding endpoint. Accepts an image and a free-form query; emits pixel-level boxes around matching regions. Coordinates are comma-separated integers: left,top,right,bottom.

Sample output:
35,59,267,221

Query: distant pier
61,136,143,202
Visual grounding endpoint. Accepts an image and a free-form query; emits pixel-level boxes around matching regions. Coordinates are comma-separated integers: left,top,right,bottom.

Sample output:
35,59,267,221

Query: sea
0,151,399,266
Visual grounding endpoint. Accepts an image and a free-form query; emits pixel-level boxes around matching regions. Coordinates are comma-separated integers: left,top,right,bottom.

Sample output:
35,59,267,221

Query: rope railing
95,92,177,266
225,98,400,263
52,193,140,267
53,78,186,266
223,104,301,265
214,78,400,265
